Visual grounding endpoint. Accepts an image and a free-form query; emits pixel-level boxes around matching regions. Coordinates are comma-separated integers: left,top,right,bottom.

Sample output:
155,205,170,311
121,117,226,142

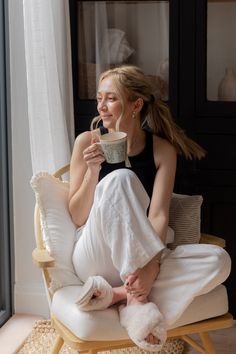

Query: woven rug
16,320,186,354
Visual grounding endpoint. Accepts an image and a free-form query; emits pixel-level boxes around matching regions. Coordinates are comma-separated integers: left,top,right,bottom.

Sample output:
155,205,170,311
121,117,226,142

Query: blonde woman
69,66,231,352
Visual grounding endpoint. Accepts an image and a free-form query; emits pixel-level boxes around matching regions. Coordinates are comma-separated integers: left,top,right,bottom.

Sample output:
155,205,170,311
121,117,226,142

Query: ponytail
144,99,206,160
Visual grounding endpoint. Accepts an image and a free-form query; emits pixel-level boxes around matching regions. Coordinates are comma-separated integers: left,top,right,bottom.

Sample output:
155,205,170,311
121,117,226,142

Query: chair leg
50,334,64,354
182,335,206,353
200,332,216,354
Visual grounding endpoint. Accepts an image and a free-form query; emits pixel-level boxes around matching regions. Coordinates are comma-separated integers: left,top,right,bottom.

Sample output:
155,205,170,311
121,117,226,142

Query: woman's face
97,77,133,130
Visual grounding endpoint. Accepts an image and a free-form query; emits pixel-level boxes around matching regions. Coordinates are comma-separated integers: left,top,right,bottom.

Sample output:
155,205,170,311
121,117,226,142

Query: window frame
0,0,13,327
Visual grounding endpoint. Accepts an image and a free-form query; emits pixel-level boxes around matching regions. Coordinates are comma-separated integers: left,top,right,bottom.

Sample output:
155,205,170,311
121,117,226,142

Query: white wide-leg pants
72,169,231,324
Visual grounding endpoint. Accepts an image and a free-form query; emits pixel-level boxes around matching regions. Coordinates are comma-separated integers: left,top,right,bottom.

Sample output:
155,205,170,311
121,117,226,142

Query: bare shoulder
153,135,177,167
73,128,100,151
74,131,91,149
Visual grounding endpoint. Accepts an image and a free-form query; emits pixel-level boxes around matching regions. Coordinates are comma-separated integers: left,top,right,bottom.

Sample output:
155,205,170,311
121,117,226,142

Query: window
0,0,12,327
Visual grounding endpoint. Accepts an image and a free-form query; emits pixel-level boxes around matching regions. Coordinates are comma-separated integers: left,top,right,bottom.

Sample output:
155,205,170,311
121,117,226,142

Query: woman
69,65,231,352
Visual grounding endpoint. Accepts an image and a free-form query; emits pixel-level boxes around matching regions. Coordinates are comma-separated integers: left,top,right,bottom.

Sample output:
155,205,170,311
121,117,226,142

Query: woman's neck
127,126,146,156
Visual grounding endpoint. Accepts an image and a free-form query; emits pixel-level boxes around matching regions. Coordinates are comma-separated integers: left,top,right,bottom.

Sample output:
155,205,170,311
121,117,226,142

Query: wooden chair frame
32,164,234,354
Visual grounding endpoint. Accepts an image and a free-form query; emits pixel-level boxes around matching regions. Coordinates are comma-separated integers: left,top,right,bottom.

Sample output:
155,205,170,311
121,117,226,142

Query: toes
92,289,101,298
145,334,160,345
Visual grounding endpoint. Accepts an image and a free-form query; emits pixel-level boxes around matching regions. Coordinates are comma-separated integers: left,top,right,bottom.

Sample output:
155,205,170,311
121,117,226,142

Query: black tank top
98,127,157,198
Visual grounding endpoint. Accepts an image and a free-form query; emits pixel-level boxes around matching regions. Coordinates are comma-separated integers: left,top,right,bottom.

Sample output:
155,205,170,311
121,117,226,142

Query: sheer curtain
78,1,169,100
23,0,74,174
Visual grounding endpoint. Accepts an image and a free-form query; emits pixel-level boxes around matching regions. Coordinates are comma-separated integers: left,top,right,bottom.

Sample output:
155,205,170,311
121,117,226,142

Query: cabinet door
70,0,170,135
175,0,236,316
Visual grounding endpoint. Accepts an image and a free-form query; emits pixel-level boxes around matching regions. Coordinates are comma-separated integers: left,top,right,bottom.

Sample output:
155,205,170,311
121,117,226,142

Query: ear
133,98,144,113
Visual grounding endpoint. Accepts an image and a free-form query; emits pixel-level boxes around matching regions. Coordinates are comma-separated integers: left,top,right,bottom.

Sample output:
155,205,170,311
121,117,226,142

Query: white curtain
23,0,74,174
78,1,169,99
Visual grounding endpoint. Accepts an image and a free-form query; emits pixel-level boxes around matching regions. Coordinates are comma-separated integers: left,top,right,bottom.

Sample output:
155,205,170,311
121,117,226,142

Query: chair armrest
32,248,55,268
200,233,226,248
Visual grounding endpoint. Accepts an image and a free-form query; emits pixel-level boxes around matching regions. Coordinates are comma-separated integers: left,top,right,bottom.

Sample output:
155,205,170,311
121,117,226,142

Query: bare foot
111,285,127,305
145,333,160,345
91,289,101,298
92,285,127,306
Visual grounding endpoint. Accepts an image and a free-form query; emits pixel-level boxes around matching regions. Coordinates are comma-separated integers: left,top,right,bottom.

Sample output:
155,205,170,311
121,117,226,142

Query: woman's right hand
83,138,105,173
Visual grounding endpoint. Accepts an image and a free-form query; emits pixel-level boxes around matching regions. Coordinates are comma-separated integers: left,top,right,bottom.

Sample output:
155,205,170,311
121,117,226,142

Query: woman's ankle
111,285,127,305
127,292,147,305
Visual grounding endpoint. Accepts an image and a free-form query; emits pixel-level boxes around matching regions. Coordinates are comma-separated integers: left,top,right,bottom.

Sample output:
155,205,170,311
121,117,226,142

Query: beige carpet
16,320,186,354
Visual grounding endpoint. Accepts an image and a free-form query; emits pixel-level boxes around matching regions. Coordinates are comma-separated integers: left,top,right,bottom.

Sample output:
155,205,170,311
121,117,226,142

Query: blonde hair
91,65,206,160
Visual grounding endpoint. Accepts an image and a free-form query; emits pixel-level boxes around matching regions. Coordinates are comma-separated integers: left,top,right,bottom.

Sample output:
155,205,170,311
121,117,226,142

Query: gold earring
132,111,136,119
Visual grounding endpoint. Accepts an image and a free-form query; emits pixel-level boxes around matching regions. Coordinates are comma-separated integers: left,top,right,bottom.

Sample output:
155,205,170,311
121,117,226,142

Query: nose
98,99,108,112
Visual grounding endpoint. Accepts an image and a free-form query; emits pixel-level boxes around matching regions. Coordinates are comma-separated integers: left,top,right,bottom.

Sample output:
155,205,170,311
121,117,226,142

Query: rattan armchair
32,164,233,354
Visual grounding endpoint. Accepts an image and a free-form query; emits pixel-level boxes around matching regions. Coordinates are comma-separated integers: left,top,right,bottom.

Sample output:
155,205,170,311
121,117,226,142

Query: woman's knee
210,245,231,280
101,169,138,187
97,169,148,198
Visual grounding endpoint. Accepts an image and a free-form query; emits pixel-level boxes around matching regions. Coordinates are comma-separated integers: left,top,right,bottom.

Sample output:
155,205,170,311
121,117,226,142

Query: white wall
8,0,49,317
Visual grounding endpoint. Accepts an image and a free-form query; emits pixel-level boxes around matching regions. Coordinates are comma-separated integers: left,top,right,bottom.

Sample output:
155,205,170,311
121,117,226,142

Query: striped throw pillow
168,193,203,249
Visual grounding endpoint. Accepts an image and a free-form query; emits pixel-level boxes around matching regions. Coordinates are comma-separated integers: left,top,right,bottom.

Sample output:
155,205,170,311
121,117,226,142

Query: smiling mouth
101,115,112,119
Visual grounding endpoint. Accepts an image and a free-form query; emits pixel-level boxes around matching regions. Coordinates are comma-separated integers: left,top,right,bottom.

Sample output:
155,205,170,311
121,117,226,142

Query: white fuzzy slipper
119,302,167,352
75,275,113,311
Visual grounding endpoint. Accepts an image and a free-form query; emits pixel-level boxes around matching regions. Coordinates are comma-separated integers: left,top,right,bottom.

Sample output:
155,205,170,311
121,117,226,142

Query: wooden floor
186,322,236,353
0,314,43,354
0,314,235,354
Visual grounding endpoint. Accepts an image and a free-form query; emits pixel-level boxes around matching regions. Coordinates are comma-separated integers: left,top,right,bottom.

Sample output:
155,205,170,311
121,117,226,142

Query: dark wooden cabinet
173,0,236,317
70,0,236,316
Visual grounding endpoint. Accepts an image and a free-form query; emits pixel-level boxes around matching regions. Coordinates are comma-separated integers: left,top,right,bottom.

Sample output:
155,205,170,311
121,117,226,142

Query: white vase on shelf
218,67,236,101
159,58,169,83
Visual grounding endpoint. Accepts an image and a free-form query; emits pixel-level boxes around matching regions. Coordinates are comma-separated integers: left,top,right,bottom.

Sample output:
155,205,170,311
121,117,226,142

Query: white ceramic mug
97,131,128,164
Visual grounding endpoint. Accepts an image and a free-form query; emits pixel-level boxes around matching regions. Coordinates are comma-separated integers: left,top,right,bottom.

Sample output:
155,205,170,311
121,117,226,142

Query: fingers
124,271,152,298
84,149,100,161
125,274,137,288
91,132,100,144
125,276,137,295
125,278,147,299
83,143,104,164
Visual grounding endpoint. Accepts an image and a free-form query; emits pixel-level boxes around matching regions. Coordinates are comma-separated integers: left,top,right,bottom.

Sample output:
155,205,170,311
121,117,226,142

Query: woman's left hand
125,258,160,301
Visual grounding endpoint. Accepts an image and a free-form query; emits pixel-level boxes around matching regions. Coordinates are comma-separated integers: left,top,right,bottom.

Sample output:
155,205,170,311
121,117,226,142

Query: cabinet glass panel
207,0,236,101
77,1,169,100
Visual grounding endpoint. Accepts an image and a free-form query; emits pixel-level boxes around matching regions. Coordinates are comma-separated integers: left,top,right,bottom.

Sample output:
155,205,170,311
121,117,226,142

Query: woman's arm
125,137,177,297
148,136,177,243
69,130,105,226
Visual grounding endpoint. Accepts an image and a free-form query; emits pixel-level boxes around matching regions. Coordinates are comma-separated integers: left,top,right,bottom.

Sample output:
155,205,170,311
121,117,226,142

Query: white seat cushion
51,284,228,341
